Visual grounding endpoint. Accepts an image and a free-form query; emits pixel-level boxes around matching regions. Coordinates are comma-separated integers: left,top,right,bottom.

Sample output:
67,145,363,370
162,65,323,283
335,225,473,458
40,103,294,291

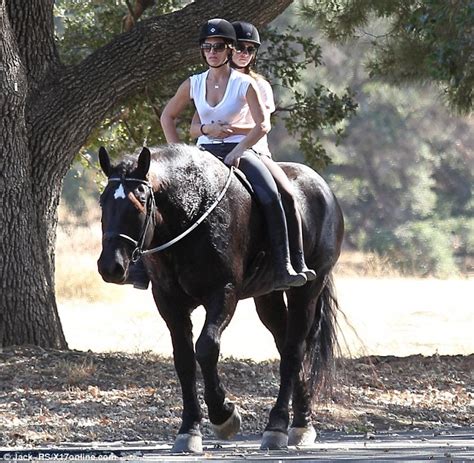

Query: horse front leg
196,284,240,440
261,286,319,450
153,289,203,453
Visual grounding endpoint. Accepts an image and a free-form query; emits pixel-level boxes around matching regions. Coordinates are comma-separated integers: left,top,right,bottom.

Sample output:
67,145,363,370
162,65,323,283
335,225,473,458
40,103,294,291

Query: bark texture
0,0,292,347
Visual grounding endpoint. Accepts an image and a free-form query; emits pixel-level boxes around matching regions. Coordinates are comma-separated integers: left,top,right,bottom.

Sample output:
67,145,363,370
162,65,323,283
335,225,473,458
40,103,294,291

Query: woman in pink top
190,21,316,281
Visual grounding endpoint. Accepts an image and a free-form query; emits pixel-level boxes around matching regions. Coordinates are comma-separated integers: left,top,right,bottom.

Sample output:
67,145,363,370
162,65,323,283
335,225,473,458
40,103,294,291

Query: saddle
199,144,255,197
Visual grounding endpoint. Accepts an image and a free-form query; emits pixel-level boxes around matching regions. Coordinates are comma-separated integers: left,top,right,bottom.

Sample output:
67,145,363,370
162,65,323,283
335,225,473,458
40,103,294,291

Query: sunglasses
201,43,228,53
236,44,258,55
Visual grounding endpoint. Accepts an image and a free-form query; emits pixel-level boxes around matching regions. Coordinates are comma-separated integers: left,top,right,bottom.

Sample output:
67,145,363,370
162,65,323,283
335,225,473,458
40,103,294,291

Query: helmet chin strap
208,60,229,68
205,55,230,68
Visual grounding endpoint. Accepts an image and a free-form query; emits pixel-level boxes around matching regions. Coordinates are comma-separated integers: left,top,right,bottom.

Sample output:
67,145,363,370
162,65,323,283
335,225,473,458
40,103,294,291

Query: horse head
97,146,156,284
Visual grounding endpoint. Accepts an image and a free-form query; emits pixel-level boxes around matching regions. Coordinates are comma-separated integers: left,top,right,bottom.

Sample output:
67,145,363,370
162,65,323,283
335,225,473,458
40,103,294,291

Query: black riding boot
286,214,317,282
264,198,308,291
281,192,317,282
291,250,317,281
126,259,150,290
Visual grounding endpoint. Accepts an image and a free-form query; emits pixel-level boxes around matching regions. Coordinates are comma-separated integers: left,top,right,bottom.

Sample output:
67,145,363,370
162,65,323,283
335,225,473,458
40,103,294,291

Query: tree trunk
0,0,66,348
0,0,292,348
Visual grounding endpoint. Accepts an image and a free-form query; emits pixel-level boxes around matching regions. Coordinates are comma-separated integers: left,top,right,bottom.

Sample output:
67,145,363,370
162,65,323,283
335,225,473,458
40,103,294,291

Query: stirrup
125,262,150,290
123,275,150,290
132,279,149,290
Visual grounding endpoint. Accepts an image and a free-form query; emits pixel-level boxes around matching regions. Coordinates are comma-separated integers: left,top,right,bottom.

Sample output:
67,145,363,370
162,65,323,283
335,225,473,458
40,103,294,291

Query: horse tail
303,273,340,403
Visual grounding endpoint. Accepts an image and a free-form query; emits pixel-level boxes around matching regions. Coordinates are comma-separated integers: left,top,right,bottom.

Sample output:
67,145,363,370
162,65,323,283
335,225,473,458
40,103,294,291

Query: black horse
97,144,344,452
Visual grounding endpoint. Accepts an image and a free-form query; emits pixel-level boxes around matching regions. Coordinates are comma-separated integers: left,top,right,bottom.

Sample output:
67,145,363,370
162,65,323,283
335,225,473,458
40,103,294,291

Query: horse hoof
211,405,241,440
260,430,288,450
171,433,203,453
288,425,317,446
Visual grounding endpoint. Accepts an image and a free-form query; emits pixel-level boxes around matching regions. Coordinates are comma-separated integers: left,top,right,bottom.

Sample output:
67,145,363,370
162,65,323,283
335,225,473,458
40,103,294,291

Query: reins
105,166,235,262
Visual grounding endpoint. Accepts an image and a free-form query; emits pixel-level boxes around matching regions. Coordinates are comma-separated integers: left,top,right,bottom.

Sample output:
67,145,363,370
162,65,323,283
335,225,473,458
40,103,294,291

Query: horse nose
97,250,127,284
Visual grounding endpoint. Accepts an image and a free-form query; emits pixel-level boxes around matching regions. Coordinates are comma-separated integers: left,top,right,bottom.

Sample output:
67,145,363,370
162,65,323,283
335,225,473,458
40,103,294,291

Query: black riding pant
199,143,279,206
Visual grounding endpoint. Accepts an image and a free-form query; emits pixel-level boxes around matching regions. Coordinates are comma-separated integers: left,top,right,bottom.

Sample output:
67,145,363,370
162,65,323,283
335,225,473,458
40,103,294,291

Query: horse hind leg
254,292,289,449
288,363,317,446
261,277,332,450
254,292,288,353
285,297,322,447
289,276,339,446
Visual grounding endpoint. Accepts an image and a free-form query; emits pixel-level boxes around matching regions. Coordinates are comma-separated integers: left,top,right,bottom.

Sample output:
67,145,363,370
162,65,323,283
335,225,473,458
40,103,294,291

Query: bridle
102,176,156,262
103,166,235,263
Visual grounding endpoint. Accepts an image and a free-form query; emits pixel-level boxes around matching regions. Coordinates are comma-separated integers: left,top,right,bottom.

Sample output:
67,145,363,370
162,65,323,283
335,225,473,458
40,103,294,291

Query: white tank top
190,69,253,144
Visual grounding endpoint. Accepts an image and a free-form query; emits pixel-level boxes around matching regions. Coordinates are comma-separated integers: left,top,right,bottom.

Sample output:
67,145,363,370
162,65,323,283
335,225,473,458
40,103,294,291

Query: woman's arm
160,79,192,143
190,112,202,139
190,111,235,139
225,83,270,167
225,122,254,135
257,78,276,114
227,79,274,135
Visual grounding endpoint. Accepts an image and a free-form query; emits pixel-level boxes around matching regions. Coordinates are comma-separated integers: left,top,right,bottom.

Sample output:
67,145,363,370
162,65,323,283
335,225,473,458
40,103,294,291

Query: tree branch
28,0,293,165
122,0,156,32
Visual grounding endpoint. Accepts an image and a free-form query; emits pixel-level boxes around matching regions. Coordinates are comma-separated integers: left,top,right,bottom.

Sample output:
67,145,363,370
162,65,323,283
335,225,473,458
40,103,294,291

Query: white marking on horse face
114,184,126,200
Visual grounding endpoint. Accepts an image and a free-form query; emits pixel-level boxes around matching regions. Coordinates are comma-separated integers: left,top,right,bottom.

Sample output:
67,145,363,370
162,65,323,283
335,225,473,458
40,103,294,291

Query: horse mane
112,144,228,221
111,144,222,186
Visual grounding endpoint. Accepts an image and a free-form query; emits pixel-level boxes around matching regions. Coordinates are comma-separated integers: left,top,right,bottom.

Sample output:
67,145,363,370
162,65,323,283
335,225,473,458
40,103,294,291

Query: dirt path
1,428,473,461
0,347,471,446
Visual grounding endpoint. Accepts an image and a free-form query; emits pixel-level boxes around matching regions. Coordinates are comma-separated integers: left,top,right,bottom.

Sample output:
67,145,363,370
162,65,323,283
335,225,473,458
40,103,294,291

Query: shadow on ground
0,347,472,449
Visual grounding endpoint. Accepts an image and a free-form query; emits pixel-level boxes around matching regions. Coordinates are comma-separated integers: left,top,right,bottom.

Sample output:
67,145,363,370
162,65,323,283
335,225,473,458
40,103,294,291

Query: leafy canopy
318,34,473,276
54,0,356,168
301,0,474,115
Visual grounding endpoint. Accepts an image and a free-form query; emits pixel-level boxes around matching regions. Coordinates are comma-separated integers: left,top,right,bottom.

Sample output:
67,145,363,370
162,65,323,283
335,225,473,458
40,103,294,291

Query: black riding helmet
199,18,236,44
199,18,236,68
231,21,260,70
232,21,261,46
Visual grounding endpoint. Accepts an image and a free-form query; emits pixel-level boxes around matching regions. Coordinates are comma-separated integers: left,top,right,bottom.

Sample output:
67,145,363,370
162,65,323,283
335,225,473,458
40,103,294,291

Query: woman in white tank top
189,21,316,281
160,18,307,291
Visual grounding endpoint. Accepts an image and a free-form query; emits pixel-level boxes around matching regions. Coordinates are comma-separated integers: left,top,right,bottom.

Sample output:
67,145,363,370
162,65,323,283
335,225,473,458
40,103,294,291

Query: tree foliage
301,0,474,114
317,34,473,276
54,0,356,170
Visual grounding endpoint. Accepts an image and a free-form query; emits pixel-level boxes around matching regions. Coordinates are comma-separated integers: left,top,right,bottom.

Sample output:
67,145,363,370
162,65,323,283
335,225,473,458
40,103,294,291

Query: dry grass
0,347,471,446
55,205,118,302
55,357,97,387
55,205,405,302
334,250,401,278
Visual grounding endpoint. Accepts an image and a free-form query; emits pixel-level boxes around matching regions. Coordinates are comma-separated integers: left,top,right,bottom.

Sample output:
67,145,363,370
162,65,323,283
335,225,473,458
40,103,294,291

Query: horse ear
137,146,151,177
99,147,111,177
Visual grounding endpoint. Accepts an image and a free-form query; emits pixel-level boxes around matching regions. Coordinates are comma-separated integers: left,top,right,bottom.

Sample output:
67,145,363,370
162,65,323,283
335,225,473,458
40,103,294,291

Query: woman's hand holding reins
224,146,244,168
